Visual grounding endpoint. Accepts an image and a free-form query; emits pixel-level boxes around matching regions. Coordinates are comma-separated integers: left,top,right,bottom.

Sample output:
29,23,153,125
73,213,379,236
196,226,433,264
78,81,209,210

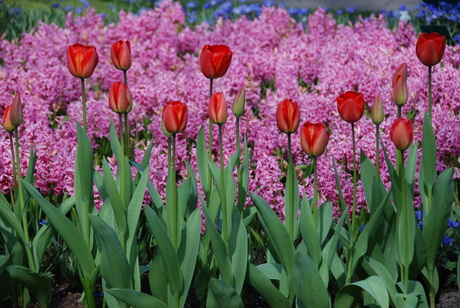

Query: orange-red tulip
337,91,365,123
392,63,408,106
111,40,132,71
300,122,329,157
390,118,413,151
67,43,99,79
276,99,300,134
199,44,233,79
2,93,23,132
109,82,132,114
162,101,188,134
209,92,228,125
416,32,446,67
2,106,14,132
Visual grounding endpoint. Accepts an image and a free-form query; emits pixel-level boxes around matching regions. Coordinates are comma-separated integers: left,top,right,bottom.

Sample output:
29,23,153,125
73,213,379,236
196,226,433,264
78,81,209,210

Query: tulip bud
300,122,330,157
109,82,132,114
67,43,99,79
276,99,300,134
392,63,408,106
232,87,245,118
10,93,23,128
162,101,188,134
390,118,413,151
371,94,384,125
337,91,365,123
416,32,446,67
199,44,233,79
2,106,14,132
209,92,228,125
111,40,132,71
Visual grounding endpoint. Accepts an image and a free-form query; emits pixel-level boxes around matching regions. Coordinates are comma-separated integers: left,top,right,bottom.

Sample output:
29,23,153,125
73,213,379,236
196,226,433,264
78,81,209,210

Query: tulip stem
219,125,228,248
287,133,294,241
375,124,380,179
9,132,17,197
312,156,318,224
397,105,402,119
235,116,244,211
80,78,87,132
124,113,129,157
428,66,432,117
208,78,214,159
172,134,179,251
351,122,358,238
123,70,128,86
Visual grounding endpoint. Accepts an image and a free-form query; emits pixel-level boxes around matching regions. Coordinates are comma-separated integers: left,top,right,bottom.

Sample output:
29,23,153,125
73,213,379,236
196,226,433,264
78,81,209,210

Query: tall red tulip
111,40,132,71
276,99,300,134
66,43,99,79
109,82,132,114
209,92,228,125
200,44,233,79
162,101,188,134
2,106,14,132
2,94,23,132
337,91,365,123
390,118,413,151
392,63,408,106
300,122,329,157
416,32,446,67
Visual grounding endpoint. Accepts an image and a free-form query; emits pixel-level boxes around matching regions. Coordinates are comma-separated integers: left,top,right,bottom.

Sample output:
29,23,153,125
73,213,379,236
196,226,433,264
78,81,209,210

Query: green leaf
299,196,321,266
196,126,211,196
284,158,300,241
23,181,95,279
0,197,27,246
248,264,290,308
294,252,330,308
335,276,389,308
89,215,131,290
237,137,249,210
229,208,248,295
396,280,429,308
250,192,295,275
144,206,183,296
7,265,51,308
102,158,126,234
109,121,122,164
0,255,13,299
256,263,283,280
318,200,333,245
149,255,168,304
207,278,244,308
106,288,168,308
32,224,53,268
419,113,436,213
361,257,397,306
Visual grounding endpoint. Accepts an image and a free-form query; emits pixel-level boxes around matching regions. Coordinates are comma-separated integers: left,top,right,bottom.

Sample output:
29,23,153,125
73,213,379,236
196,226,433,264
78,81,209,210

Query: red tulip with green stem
66,43,99,132
337,90,365,283
416,32,446,116
392,63,408,118
232,87,246,210
371,94,384,178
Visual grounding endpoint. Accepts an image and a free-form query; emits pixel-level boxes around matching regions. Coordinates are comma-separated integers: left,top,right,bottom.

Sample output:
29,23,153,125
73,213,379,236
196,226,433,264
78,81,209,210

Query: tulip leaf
284,158,300,241
336,276,389,308
149,254,168,304
419,113,436,214
294,252,330,308
106,288,168,308
237,137,249,210
109,121,122,165
147,180,164,211
229,208,248,295
196,126,211,196
7,265,52,308
248,264,290,308
207,278,244,308
102,158,126,234
361,257,398,305
0,197,27,246
144,205,183,296
299,196,321,266
32,223,54,269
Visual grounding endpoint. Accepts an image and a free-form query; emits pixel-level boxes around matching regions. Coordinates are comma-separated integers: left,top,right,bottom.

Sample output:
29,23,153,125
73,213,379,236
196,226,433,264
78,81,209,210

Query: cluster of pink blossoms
0,1,459,217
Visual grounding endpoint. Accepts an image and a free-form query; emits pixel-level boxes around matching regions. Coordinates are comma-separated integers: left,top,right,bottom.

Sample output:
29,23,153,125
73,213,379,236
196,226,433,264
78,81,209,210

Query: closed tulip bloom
200,44,233,79
162,101,188,134
111,40,132,71
337,91,365,123
392,73,408,106
109,82,132,114
9,93,23,128
371,94,384,125
209,92,228,125
276,99,300,134
67,43,99,79
416,32,446,67
390,118,413,151
232,87,245,118
392,63,407,86
300,122,330,157
2,106,14,132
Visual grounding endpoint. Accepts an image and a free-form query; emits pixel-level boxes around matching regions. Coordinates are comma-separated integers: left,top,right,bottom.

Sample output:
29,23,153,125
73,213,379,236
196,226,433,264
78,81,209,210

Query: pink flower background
1,1,459,218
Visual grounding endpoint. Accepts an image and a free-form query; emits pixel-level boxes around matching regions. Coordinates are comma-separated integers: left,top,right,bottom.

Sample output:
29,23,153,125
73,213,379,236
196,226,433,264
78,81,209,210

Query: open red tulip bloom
337,91,365,123
111,40,132,71
276,99,300,134
200,44,233,79
67,43,99,79
416,32,446,67
390,118,413,151
300,122,329,157
162,101,188,134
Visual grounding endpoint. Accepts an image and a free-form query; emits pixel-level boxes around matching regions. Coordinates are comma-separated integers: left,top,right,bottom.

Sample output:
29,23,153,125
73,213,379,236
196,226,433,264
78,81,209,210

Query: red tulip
300,122,330,157
209,92,228,125
162,101,188,134
109,82,132,114
392,71,408,107
199,44,233,79
337,91,365,123
390,118,413,151
371,94,384,125
276,99,300,134
111,40,132,71
416,32,446,67
67,43,99,79
2,93,23,132
392,63,407,86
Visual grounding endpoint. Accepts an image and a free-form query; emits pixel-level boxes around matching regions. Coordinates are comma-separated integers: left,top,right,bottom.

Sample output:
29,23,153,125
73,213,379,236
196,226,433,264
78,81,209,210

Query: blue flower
358,225,366,232
417,10,426,19
61,5,73,12
448,220,460,228
399,4,408,11
51,3,60,8
417,221,424,230
345,6,356,14
454,34,460,45
203,1,212,9
39,219,48,226
288,8,298,16
186,11,197,23
263,0,274,7
336,9,343,16
298,8,308,15
441,236,454,247
415,210,423,221
109,4,115,11
186,1,198,10
75,6,83,14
